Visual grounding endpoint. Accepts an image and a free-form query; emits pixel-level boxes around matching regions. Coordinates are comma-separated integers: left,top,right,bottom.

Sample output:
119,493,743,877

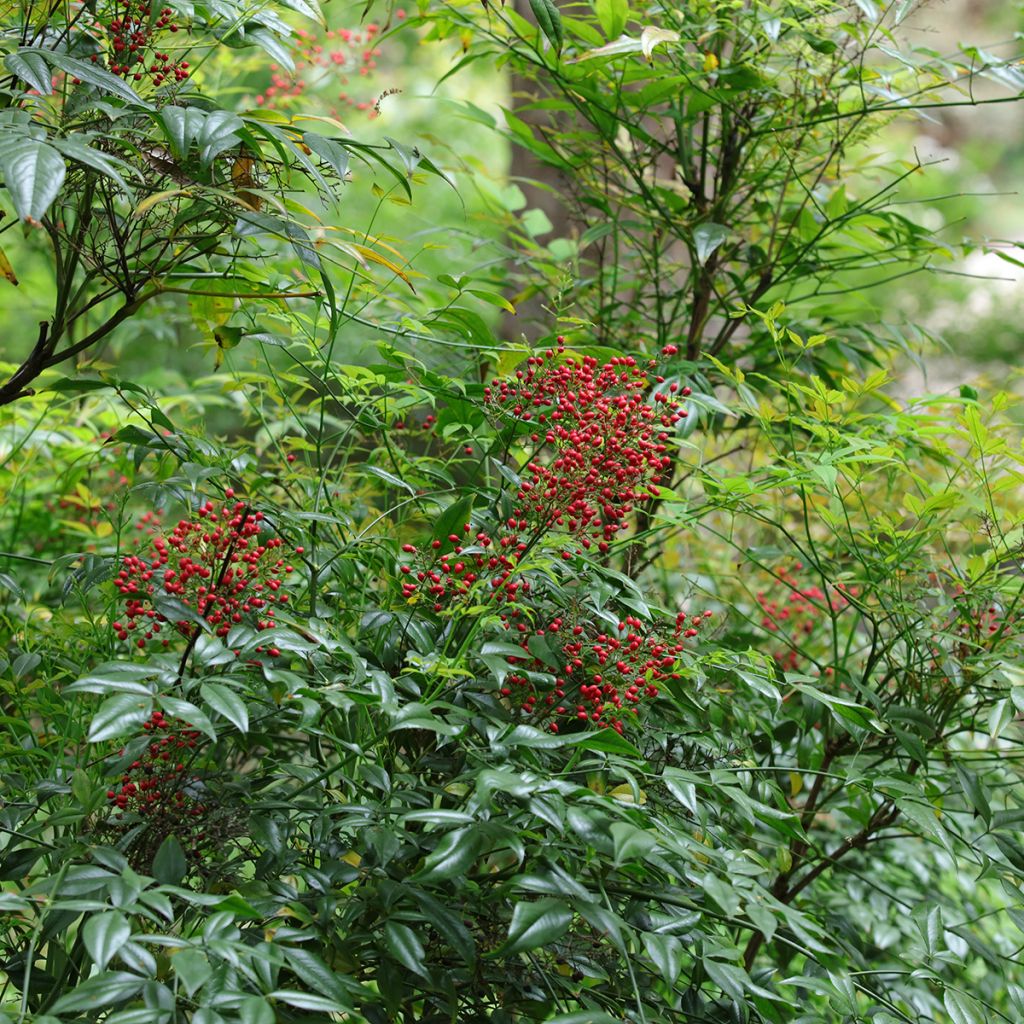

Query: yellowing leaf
133,189,190,218
0,244,18,285
341,243,415,291
610,783,647,805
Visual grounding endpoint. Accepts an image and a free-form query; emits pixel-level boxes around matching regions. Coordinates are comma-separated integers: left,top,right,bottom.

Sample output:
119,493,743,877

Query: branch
0,293,156,407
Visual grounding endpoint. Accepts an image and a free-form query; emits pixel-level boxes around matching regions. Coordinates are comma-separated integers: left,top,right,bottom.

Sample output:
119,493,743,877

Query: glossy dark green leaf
0,140,65,222
87,692,153,742
384,921,428,977
152,836,187,885
82,912,131,970
413,828,481,882
528,0,564,53
499,898,573,955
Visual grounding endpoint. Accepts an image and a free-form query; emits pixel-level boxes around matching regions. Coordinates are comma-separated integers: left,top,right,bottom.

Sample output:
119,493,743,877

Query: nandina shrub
4,343,1024,1024
4,0,1024,1018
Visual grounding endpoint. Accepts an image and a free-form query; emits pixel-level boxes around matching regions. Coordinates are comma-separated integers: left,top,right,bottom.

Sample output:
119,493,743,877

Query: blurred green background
0,0,1021,391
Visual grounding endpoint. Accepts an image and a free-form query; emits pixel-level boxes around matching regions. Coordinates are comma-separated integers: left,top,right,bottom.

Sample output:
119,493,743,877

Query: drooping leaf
528,0,564,53
693,222,729,266
0,140,66,222
200,682,249,733
152,836,187,885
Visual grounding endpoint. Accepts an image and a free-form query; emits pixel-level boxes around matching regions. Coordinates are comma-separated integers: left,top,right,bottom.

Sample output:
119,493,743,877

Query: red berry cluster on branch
113,496,294,650
484,345,687,553
394,343,695,731
756,564,855,672
89,2,189,85
501,610,712,733
107,710,205,815
399,525,532,612
106,710,214,860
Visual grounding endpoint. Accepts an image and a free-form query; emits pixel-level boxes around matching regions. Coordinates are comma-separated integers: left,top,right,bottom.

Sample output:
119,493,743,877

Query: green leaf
267,992,351,1013
51,137,133,191
546,1014,620,1024
414,828,481,882
170,948,211,997
693,222,728,266
160,106,207,161
66,663,162,696
152,835,187,885
955,763,991,825
595,0,628,38
236,998,275,1024
200,682,249,733
283,948,358,1004
944,988,984,1024
49,973,144,1013
157,695,217,740
0,140,66,222
4,51,52,94
31,49,150,105
528,0,564,53
412,890,476,965
643,933,684,978
384,921,428,977
246,26,296,71
197,111,244,167
790,681,881,731
88,692,153,742
610,821,657,865
83,912,131,970
499,898,573,955
433,495,475,552
302,133,350,180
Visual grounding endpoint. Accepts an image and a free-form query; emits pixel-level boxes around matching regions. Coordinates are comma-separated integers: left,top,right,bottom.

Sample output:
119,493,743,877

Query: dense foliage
2,2,1024,1023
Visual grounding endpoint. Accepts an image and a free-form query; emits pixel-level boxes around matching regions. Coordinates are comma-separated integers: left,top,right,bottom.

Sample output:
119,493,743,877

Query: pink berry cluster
484,342,688,555
756,564,855,672
87,2,190,85
500,611,712,733
112,493,295,650
252,19,401,117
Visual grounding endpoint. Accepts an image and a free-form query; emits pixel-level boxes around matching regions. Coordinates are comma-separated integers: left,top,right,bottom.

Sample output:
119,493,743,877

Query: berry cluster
113,494,295,650
399,524,532,612
501,611,712,733
395,343,695,731
107,710,204,814
253,20,400,117
484,344,688,554
89,2,189,85
105,710,217,862
756,564,855,672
